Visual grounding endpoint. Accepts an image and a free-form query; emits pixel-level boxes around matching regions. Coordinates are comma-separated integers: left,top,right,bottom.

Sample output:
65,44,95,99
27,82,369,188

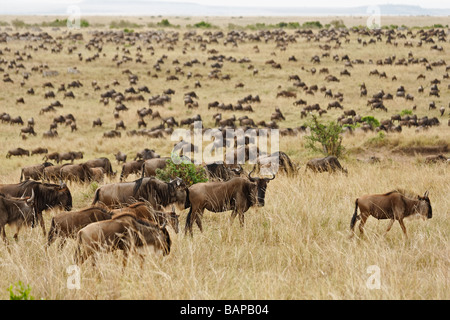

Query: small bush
156,156,208,187
400,109,413,116
304,115,345,158
330,19,346,29
361,116,380,129
8,281,34,300
193,21,213,28
302,21,323,29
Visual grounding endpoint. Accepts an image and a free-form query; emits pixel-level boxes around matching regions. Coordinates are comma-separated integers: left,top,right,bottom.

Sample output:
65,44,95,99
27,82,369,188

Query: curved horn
248,165,258,182
27,189,35,204
424,190,429,198
264,173,276,181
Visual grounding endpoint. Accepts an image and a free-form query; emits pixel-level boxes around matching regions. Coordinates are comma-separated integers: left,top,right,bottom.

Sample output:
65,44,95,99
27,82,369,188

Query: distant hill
3,1,450,16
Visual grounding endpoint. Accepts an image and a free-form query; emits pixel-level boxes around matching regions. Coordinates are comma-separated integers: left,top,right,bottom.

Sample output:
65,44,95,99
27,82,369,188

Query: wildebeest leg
384,219,395,235
398,218,408,238
238,210,245,227
358,214,369,236
230,209,238,226
58,238,67,250
37,212,47,236
1,226,9,245
195,215,203,233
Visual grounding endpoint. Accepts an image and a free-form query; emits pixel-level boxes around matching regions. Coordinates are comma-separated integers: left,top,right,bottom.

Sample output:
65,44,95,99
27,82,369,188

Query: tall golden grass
0,16,448,300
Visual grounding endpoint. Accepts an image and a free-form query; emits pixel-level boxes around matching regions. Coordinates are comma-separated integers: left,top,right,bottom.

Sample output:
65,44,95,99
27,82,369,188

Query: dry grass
0,16,448,300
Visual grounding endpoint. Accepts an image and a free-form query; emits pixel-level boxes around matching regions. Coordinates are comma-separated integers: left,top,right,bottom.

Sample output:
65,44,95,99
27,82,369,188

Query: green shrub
8,281,34,300
302,21,323,29
304,115,345,158
193,21,213,28
361,116,380,129
400,109,413,116
156,156,208,187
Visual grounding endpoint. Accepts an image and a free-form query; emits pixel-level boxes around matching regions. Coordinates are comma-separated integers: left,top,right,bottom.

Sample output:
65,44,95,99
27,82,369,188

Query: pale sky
2,0,450,8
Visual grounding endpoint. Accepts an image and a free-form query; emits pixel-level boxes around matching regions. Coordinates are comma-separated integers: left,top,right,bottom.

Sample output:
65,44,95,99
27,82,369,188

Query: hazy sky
2,0,450,8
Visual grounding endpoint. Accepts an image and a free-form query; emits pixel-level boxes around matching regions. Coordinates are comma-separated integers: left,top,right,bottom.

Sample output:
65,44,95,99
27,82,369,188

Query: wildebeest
134,148,160,161
60,163,94,183
47,206,112,248
256,151,297,176
203,163,242,181
0,180,72,236
306,156,348,174
350,190,432,238
111,202,179,233
120,160,145,181
84,157,116,178
92,177,185,210
0,190,35,243
184,168,275,236
20,162,54,181
113,151,127,164
141,158,169,178
6,147,30,158
73,212,171,266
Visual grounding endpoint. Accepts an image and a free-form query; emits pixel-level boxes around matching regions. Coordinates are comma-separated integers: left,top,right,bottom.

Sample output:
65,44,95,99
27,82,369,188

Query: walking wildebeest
111,202,179,233
92,177,185,210
184,168,275,236
73,212,171,267
20,162,54,181
0,180,72,236
47,206,113,248
350,190,432,238
306,156,348,174
6,148,30,158
0,190,35,243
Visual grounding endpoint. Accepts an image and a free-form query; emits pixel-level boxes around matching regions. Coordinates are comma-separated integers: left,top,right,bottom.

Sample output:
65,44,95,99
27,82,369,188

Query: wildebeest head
417,190,432,219
248,166,275,207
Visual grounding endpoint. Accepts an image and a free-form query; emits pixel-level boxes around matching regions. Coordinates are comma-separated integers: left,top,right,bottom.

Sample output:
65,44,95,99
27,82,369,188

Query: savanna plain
0,15,448,300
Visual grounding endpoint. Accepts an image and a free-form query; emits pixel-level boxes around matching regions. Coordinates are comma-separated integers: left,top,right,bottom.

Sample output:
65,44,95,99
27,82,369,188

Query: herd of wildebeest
0,24,448,266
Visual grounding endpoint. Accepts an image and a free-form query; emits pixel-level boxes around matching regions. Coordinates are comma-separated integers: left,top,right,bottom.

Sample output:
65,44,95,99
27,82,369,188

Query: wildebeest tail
184,188,190,209
350,198,360,230
91,188,100,205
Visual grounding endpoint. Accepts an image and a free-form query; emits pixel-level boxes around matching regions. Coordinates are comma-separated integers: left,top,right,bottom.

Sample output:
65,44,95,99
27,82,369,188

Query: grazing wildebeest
47,206,113,248
350,190,432,238
111,202,179,233
20,162,54,181
256,151,297,176
0,190,35,243
306,156,348,174
60,163,94,183
31,147,48,156
73,212,171,266
184,168,275,236
92,177,185,210
57,151,83,164
6,148,30,158
134,148,160,161
84,157,116,178
203,163,243,181
141,158,169,178
0,180,72,236
120,160,145,181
